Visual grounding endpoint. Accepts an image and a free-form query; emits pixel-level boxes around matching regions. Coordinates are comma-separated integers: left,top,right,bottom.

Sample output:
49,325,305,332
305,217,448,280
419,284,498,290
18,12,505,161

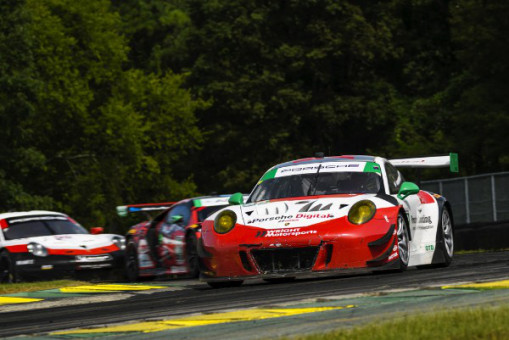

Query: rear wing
389,153,459,172
116,202,175,217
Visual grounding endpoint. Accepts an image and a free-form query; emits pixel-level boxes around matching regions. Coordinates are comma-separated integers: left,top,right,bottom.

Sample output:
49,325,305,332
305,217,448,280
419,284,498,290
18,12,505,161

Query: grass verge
0,280,87,295
290,304,509,340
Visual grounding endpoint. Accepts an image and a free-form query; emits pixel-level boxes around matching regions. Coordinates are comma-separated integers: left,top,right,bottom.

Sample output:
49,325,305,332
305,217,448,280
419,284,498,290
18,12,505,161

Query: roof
0,210,66,220
272,155,377,170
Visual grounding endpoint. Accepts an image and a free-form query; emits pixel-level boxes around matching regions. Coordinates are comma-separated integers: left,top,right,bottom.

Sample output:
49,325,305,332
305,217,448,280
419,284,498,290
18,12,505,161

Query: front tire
0,250,19,283
125,242,140,282
396,212,410,271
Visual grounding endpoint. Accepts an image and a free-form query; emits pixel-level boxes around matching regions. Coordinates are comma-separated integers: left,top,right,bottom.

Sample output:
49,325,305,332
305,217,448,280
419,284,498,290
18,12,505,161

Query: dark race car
0,211,125,283
117,195,248,281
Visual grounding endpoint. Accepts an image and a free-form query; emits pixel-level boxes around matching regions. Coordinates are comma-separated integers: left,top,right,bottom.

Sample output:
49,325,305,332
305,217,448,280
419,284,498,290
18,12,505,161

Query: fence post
491,175,497,222
465,177,470,224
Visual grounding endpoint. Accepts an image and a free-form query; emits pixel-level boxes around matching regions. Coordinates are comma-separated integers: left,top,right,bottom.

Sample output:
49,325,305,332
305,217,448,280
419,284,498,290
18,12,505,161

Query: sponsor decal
296,213,333,219
388,252,398,261
425,244,435,251
417,215,434,230
419,216,432,224
247,215,293,224
8,216,67,224
275,162,363,178
256,228,318,238
16,260,34,265
247,213,333,224
297,201,333,213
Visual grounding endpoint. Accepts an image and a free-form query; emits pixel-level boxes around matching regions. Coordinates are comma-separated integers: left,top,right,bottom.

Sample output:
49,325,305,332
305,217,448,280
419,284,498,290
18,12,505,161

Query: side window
166,204,191,226
385,162,404,194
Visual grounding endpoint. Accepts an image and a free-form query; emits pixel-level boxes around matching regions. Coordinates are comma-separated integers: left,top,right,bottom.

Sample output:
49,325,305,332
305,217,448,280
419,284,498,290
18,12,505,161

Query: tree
0,0,205,231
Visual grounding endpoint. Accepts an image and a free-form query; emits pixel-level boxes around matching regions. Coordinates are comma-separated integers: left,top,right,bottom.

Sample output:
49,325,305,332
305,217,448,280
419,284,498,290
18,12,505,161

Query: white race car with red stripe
0,211,125,283
200,154,458,287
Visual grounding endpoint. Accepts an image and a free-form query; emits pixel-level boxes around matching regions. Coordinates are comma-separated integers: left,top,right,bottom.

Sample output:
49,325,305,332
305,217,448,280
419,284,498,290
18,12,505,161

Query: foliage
0,0,204,232
0,0,508,229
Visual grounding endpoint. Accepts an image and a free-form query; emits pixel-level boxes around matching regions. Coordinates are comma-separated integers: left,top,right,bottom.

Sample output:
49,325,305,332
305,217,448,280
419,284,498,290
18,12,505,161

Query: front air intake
251,247,319,274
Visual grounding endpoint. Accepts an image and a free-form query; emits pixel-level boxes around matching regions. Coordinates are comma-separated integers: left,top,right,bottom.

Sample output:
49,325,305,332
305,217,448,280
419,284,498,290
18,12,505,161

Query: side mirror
397,182,420,200
170,215,183,223
228,192,244,205
90,227,104,235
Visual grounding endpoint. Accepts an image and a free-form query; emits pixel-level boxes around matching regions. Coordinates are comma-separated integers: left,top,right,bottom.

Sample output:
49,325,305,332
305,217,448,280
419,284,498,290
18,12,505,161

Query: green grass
0,280,87,295
290,305,509,340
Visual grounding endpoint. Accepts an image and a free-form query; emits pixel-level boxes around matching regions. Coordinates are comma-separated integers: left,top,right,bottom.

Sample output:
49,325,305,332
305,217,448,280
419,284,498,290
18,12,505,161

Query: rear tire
396,212,410,271
436,207,454,267
125,242,140,282
0,250,19,283
207,280,243,288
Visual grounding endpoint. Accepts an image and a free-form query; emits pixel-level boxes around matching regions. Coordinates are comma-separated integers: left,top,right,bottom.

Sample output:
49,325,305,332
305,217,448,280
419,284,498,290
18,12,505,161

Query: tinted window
249,172,382,202
386,162,404,194
3,216,88,240
166,204,191,225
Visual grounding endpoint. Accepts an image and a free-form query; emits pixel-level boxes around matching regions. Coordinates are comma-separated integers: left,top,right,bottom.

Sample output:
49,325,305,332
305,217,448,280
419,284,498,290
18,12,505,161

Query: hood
236,195,394,229
24,233,120,250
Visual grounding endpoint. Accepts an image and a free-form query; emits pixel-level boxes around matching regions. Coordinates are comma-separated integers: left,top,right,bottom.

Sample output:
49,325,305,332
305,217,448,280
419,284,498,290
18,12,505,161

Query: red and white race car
199,154,458,287
118,195,248,281
0,211,125,283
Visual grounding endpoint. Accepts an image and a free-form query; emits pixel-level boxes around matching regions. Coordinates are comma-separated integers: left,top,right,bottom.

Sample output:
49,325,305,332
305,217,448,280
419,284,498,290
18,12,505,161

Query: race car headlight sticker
112,236,126,250
27,242,48,257
214,210,237,234
348,200,376,225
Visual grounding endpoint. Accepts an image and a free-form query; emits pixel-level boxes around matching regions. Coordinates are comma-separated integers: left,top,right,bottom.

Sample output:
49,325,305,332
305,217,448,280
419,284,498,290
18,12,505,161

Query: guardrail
421,172,509,226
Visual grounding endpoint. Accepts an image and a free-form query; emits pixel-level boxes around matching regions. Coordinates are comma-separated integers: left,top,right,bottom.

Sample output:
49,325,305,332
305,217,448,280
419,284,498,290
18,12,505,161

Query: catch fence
421,172,509,225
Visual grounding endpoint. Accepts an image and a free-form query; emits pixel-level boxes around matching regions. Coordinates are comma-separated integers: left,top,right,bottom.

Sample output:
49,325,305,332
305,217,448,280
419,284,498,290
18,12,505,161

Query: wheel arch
398,206,412,241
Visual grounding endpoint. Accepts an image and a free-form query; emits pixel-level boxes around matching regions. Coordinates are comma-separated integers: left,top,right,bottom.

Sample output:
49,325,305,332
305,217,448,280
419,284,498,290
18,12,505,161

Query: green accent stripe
259,168,278,183
363,162,381,173
193,199,202,208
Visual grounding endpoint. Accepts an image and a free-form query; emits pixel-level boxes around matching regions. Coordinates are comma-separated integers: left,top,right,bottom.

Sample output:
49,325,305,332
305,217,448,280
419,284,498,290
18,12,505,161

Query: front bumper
12,250,125,278
200,214,400,282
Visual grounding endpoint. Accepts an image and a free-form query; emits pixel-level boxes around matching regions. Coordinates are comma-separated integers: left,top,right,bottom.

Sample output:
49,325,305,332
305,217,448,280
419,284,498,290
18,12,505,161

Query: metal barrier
421,172,509,225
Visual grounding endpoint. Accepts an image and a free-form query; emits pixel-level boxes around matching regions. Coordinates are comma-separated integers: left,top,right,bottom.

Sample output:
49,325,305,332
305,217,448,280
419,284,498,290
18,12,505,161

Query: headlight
112,236,126,250
348,200,376,225
27,242,48,257
214,210,237,234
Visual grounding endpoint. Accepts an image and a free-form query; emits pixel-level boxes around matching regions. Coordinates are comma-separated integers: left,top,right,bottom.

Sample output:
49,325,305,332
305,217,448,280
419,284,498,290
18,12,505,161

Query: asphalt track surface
1,251,508,338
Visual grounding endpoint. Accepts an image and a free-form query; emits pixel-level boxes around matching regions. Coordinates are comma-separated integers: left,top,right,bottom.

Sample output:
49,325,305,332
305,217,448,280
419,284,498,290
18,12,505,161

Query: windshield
249,171,382,203
197,205,228,222
3,216,89,240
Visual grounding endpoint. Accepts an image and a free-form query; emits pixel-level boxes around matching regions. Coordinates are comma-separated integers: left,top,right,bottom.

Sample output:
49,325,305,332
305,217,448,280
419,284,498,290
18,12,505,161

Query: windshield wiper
307,164,322,196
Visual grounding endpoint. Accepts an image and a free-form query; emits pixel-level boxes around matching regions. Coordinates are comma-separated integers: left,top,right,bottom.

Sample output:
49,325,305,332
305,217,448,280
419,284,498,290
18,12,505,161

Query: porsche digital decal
247,213,334,224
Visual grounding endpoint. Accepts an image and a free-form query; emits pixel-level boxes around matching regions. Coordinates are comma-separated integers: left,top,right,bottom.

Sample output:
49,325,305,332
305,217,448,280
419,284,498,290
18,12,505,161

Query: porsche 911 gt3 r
0,211,125,283
199,154,458,287
118,195,249,281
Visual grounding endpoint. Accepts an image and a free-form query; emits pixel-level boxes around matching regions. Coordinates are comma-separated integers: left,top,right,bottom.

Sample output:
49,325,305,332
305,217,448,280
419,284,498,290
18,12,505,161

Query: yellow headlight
214,210,237,234
348,200,376,225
